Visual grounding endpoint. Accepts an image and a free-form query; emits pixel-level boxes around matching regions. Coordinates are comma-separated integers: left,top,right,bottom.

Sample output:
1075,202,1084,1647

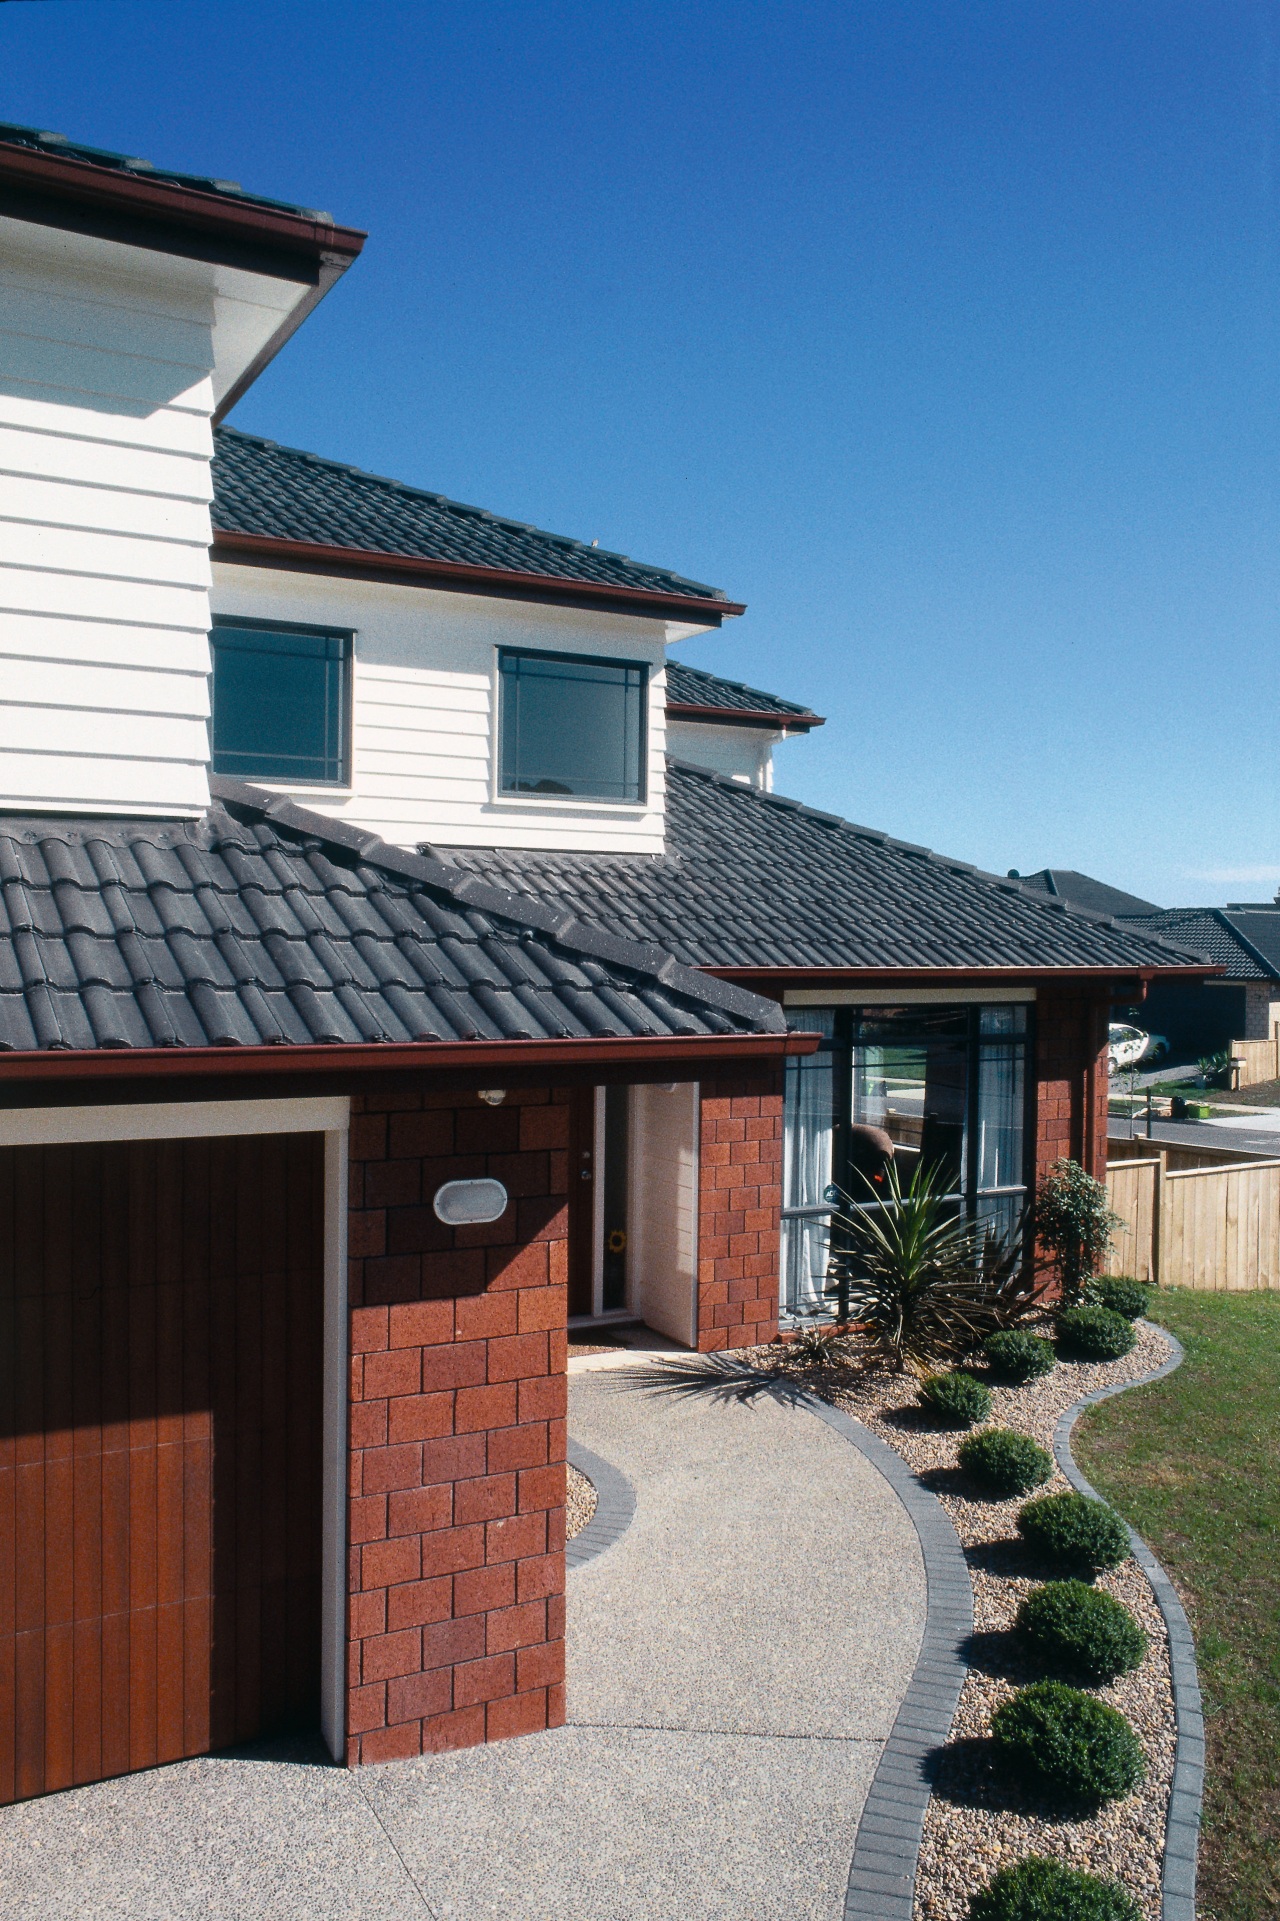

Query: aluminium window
209,620,351,786
498,648,647,802
781,1003,1031,1317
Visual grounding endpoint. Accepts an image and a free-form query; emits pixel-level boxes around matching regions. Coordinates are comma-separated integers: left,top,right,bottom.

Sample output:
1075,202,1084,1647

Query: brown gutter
0,1029,818,1092
0,137,366,272
666,702,824,731
212,530,745,622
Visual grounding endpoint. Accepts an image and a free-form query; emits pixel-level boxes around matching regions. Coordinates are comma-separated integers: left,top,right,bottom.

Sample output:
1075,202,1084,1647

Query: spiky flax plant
823,1158,1032,1375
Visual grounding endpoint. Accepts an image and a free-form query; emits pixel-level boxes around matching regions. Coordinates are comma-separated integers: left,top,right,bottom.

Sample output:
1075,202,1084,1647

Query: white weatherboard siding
0,215,319,820
0,219,216,815
665,716,780,790
212,562,709,852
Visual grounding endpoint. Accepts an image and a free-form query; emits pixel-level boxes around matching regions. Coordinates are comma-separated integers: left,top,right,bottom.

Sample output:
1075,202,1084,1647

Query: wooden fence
1105,1146,1280,1290
1109,1134,1268,1174
1230,1037,1280,1087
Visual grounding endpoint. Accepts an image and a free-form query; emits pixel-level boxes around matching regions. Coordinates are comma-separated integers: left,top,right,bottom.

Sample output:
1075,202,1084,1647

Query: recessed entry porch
566,1083,701,1350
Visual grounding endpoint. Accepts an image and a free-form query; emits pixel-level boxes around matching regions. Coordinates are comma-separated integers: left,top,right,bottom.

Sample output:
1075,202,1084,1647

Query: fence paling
1230,1037,1280,1088
1105,1153,1280,1291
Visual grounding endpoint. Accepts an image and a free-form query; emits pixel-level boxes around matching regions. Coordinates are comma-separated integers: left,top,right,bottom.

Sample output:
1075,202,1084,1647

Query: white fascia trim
784,986,1038,1006
321,1124,350,1763
0,1095,349,1146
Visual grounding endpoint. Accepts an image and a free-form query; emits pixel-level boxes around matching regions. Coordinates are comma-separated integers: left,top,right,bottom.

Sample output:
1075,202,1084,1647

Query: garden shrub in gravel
991,1680,1145,1807
983,1329,1056,1383
968,1853,1141,1921
958,1427,1052,1497
1016,1580,1148,1684
1055,1304,1136,1361
918,1369,992,1427
1087,1276,1150,1321
1017,1492,1130,1575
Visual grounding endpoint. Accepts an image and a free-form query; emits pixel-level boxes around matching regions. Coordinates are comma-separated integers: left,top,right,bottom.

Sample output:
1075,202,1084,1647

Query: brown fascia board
0,138,366,277
666,701,824,732
212,529,746,622
0,1029,819,1101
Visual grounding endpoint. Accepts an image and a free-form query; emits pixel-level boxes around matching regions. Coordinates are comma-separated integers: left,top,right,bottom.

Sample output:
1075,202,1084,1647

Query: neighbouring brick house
0,123,1204,1803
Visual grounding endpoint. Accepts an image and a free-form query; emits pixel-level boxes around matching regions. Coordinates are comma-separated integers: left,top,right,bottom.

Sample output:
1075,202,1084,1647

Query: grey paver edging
565,1439,637,1570
1054,1323,1203,1921
784,1388,972,1921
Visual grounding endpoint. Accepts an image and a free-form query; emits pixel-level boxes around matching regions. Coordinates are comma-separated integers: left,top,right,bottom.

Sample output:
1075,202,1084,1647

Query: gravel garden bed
747,1317,1178,1920
566,1460,597,1541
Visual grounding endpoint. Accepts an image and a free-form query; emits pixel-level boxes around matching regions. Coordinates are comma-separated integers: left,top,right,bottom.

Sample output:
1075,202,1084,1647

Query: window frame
209,615,354,790
494,645,650,808
781,1000,1037,1318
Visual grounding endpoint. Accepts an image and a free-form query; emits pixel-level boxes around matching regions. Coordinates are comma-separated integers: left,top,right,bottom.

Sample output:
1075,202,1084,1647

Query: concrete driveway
0,1363,926,1921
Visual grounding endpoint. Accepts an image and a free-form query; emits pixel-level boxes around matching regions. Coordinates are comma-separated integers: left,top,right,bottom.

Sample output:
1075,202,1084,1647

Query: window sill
232,779,356,799
485,792,651,815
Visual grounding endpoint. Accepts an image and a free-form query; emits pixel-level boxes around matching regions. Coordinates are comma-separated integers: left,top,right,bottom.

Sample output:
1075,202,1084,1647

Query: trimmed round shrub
958,1427,1053,1497
1017,1492,1131,1575
991,1680,1145,1806
918,1370,992,1427
1016,1580,1148,1683
968,1853,1141,1921
983,1329,1056,1383
1056,1305,1136,1361
1089,1277,1150,1322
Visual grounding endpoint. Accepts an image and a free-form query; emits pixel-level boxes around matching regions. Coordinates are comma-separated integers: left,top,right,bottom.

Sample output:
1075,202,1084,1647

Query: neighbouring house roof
211,427,738,614
446,761,1206,976
1009,868,1163,919
0,779,784,1054
1118,908,1280,983
664,663,823,730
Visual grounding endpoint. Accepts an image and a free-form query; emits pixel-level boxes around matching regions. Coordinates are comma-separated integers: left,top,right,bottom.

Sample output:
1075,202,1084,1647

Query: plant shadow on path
596,1352,823,1411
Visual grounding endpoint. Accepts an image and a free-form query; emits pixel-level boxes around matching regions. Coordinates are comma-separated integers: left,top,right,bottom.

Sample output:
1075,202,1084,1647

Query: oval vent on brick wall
432,1177,510,1226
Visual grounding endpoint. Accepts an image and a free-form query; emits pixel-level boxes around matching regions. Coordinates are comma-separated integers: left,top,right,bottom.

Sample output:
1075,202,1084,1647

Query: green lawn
1075,1291,1280,1921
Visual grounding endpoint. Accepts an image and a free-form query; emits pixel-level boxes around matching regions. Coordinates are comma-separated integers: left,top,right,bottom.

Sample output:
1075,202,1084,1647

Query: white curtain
781,1013,835,1316
976,1043,1024,1191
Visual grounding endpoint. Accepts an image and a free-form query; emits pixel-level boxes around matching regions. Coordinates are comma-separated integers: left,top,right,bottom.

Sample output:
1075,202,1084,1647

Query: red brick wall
696,1068,784,1351
345,1087,568,1766
1034,985,1111,1186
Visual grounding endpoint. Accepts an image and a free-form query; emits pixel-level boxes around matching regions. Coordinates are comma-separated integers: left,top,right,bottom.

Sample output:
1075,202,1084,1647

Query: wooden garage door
0,1131,324,1804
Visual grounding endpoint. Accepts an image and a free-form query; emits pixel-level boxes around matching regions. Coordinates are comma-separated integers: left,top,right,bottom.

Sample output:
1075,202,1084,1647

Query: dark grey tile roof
1119,908,1280,982
211,428,729,604
1011,868,1163,918
0,121,333,222
445,761,1204,974
0,780,782,1054
664,663,820,723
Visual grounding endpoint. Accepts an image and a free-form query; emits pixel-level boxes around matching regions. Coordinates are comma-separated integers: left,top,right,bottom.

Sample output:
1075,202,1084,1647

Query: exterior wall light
433,1178,510,1226
477,1089,507,1106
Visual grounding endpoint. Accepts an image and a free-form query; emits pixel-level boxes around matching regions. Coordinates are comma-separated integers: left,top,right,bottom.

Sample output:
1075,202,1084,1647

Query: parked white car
1107,1023,1169,1074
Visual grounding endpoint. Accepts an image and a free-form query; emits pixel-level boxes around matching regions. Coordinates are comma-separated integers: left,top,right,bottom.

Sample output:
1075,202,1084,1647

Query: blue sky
5,1,1277,906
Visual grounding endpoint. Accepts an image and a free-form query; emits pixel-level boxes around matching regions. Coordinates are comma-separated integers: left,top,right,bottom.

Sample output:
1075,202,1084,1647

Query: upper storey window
210,621,351,786
498,649,647,802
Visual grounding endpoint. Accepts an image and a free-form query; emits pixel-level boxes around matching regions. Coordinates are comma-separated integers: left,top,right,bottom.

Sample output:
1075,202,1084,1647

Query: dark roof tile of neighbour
664,663,821,725
445,762,1205,975
1011,868,1163,919
1119,908,1280,982
211,428,730,605
0,120,334,222
0,779,782,1053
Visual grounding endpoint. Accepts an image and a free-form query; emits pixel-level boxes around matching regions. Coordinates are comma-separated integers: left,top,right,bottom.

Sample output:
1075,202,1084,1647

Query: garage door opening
0,1131,324,1804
